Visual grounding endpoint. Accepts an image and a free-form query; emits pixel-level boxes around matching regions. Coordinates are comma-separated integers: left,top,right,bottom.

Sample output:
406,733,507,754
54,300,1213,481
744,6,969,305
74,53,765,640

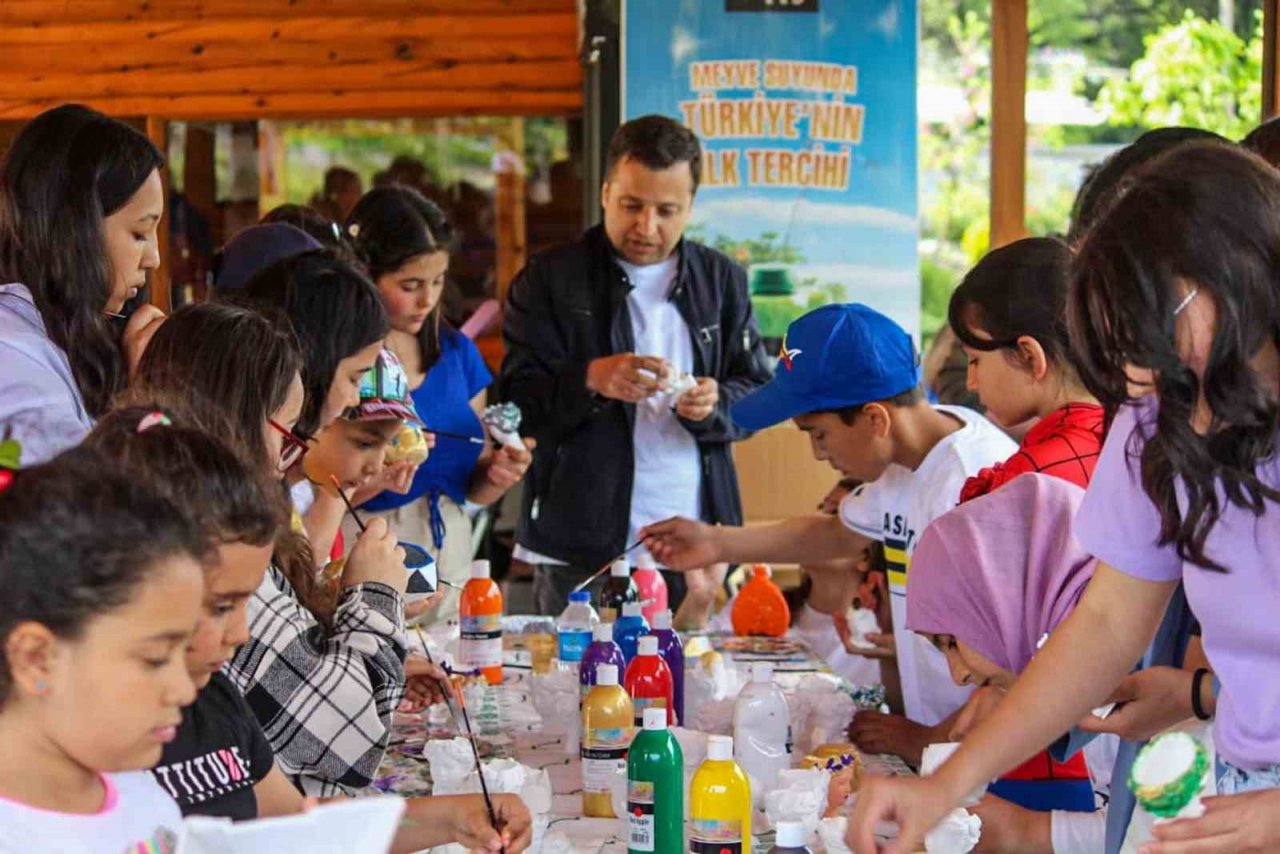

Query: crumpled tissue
921,743,987,807
787,674,856,756
924,808,982,853
846,607,881,650
764,768,830,837
691,696,736,735
530,666,581,753
818,816,853,854
424,738,552,814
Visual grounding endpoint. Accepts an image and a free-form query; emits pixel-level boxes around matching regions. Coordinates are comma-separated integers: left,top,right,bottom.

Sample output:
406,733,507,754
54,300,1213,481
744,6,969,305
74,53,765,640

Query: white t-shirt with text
0,771,182,853
839,405,1015,725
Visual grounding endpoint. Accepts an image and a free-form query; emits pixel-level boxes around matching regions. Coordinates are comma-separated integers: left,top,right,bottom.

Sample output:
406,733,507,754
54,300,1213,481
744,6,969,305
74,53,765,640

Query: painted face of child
793,410,894,484
185,542,273,690
302,419,401,495
37,556,203,772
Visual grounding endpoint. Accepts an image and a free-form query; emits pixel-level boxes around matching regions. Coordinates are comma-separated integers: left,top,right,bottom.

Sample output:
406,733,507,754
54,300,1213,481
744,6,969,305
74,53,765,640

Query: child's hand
400,654,450,710
484,439,536,490
444,793,533,852
342,517,408,593
847,711,937,765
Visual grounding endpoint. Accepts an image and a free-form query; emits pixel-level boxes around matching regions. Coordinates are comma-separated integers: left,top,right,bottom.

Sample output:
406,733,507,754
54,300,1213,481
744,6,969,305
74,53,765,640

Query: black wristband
1191,667,1212,721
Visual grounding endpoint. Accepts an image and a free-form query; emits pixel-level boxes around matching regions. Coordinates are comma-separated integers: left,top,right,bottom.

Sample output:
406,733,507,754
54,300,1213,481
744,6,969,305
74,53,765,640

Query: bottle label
460,614,503,668
558,629,591,663
631,696,667,727
626,779,656,852
582,727,630,793
690,818,742,853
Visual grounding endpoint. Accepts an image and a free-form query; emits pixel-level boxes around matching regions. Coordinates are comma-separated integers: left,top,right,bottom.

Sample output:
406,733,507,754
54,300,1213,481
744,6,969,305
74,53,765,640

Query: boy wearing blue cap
644,303,1014,760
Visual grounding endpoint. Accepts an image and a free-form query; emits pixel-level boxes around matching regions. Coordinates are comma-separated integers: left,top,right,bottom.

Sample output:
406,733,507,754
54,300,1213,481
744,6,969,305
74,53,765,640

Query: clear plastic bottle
557,590,599,665
690,734,753,854
733,661,792,803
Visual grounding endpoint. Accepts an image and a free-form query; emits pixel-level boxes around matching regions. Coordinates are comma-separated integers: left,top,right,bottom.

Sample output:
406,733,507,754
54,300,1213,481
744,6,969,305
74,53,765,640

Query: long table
372,627,911,852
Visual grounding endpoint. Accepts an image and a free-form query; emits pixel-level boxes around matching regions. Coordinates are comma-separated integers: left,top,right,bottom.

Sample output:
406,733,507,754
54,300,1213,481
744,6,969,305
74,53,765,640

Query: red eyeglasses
268,419,311,472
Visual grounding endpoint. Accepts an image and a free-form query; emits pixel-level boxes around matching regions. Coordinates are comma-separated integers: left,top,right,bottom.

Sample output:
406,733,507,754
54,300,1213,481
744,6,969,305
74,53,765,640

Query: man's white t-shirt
516,255,701,569
838,405,1015,725
620,256,702,555
0,771,182,853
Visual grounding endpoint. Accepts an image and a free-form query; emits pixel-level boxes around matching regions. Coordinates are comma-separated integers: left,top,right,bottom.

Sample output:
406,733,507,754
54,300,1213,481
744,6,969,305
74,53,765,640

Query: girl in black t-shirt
89,408,533,850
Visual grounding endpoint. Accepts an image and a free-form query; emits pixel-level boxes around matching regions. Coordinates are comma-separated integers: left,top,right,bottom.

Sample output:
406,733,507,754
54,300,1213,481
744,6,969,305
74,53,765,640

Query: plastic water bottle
733,661,792,804
557,590,599,665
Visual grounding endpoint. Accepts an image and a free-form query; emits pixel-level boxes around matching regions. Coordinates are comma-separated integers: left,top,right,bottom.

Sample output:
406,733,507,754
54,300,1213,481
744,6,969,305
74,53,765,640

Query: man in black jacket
501,115,772,616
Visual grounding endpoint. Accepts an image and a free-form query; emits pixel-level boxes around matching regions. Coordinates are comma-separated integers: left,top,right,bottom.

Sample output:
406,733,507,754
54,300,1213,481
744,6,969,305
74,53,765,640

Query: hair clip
0,430,22,492
137,411,172,433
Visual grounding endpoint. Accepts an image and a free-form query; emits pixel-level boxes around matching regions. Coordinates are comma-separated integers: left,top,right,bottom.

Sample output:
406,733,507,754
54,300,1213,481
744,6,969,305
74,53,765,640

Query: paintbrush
331,476,462,592
570,537,647,594
453,669,504,849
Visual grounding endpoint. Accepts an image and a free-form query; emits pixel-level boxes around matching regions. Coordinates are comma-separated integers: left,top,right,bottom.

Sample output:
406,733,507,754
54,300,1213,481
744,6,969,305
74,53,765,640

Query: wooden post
1265,0,1280,120
989,0,1028,249
145,116,172,313
495,117,527,304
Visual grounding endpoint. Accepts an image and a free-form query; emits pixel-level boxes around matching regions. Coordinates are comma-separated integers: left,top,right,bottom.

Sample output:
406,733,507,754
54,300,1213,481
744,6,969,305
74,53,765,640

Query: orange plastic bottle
731,564,790,637
459,559,504,685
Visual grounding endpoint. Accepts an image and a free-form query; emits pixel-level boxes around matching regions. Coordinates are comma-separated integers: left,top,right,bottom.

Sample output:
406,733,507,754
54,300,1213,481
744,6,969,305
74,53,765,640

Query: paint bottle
768,821,812,854
690,735,753,854
459,559,503,685
581,663,634,818
632,551,668,623
730,564,790,637
624,635,675,727
598,558,639,623
649,609,685,725
627,707,685,854
733,661,792,803
613,601,651,665
580,622,627,705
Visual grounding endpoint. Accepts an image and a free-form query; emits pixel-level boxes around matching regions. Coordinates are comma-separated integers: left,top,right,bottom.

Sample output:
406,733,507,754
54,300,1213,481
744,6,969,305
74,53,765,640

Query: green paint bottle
626,707,684,854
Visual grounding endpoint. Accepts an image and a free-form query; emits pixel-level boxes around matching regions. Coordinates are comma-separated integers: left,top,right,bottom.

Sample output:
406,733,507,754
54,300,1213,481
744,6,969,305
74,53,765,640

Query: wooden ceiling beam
0,13,576,45
0,88,583,121
0,0,570,25
2,59,583,100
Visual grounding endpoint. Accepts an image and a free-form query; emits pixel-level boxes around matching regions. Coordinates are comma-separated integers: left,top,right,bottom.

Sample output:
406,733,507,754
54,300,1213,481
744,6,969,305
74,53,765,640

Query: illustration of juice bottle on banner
690,735,753,854
624,635,674,727
581,664,634,818
459,559,503,685
627,707,684,854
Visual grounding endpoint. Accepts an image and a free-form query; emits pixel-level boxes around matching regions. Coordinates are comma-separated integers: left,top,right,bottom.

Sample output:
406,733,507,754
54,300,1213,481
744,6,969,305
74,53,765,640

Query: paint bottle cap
594,623,614,642
652,609,673,630
643,707,668,731
622,602,644,618
470,560,491,580
610,559,630,577
707,735,734,761
596,664,619,687
776,821,807,848
752,661,774,683
638,635,659,657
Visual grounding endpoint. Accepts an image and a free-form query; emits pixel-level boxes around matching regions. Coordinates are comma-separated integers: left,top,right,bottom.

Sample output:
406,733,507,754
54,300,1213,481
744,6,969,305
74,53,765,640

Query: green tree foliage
1098,11,1262,140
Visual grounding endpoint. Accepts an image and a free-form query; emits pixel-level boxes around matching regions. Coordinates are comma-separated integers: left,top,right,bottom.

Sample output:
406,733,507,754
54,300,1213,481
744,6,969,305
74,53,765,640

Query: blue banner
622,0,920,344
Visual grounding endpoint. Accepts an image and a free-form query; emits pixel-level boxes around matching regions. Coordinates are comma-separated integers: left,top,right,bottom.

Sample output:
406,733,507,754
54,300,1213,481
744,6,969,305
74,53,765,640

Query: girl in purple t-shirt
846,142,1280,854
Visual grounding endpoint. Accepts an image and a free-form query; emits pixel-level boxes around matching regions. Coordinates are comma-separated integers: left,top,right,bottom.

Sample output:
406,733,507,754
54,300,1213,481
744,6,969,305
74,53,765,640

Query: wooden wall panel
1265,0,1280,120
0,1,582,120
990,0,1028,249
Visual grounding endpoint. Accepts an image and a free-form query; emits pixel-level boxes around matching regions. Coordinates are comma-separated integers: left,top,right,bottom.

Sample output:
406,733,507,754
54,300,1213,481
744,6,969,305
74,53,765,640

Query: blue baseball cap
731,303,920,431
